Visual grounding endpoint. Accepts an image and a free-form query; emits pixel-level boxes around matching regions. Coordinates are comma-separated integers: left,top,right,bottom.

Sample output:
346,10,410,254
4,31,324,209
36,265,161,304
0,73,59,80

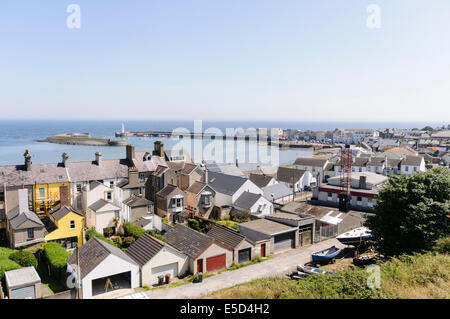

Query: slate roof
8,207,44,230
67,237,137,279
89,199,120,212
153,165,169,177
0,162,69,187
294,157,328,167
206,223,245,249
233,192,263,210
133,217,153,228
249,173,273,188
262,183,292,200
123,194,153,207
186,181,207,194
276,167,307,183
207,171,247,196
367,157,385,167
164,224,214,259
401,155,424,166
51,205,84,221
156,184,179,198
181,163,198,175
125,233,166,267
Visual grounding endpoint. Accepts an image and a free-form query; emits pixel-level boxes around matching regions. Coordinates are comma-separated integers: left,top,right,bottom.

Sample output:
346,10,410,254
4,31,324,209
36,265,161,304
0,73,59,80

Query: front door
197,259,203,273
261,243,266,257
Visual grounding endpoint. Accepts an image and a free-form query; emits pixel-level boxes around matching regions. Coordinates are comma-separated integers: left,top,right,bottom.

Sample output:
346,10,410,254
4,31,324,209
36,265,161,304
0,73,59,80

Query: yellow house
44,205,85,248
33,182,71,214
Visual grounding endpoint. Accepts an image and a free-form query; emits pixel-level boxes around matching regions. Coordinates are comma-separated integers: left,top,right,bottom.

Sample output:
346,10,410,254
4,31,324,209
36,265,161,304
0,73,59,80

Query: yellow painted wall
33,182,71,212
45,210,85,246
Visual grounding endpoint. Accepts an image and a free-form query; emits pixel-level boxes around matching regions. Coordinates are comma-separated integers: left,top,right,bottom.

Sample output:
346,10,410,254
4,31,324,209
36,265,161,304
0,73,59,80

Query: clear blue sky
0,0,449,122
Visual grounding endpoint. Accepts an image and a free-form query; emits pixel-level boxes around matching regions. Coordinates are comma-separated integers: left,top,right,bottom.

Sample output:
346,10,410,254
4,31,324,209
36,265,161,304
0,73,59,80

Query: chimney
18,188,28,213
126,144,136,167
359,175,367,189
204,167,209,183
59,185,70,207
154,141,164,158
95,152,102,165
62,153,69,167
24,150,32,171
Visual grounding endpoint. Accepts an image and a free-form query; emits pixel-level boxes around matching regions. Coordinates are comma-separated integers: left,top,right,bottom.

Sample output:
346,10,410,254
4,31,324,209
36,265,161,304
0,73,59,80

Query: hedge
9,250,38,268
40,242,71,279
0,248,22,281
123,222,145,239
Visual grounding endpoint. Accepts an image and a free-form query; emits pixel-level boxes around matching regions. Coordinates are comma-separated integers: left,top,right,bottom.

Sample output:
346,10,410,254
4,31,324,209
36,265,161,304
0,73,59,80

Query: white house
67,237,140,299
276,166,313,191
400,155,426,175
125,233,188,287
233,191,273,217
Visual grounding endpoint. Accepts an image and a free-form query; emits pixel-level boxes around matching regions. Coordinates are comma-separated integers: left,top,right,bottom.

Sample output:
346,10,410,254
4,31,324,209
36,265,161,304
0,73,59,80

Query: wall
233,240,254,263
193,242,233,273
33,182,71,212
45,211,85,246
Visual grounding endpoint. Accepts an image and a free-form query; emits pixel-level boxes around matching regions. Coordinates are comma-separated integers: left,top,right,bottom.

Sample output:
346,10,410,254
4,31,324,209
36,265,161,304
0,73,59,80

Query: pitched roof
164,224,214,258
181,163,198,175
276,166,307,183
186,181,207,194
206,223,245,249
8,207,44,230
367,157,385,167
233,192,263,210
294,157,328,167
125,233,166,267
133,217,152,228
51,205,84,220
207,171,247,196
156,184,179,198
123,194,153,207
249,173,273,188
67,237,137,278
262,183,292,200
0,162,69,187
89,199,120,212
401,155,424,166
153,165,169,177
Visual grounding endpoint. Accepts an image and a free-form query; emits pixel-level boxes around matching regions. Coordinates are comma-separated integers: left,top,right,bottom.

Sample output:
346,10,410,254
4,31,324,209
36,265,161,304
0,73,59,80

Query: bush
230,210,251,223
433,237,450,254
85,228,117,247
112,236,123,247
145,230,167,243
39,242,71,280
123,222,145,239
9,250,38,268
122,236,135,248
103,227,114,238
0,248,21,280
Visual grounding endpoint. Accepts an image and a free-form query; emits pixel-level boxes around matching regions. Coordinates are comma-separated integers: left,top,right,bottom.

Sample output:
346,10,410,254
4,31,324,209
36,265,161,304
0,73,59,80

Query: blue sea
0,120,440,167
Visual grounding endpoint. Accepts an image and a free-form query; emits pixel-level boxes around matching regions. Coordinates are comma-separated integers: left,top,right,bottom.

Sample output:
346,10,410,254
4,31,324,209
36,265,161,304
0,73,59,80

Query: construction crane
338,144,352,212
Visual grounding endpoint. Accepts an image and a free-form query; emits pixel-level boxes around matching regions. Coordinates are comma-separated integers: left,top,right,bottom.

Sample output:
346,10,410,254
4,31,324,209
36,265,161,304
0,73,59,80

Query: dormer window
106,191,112,200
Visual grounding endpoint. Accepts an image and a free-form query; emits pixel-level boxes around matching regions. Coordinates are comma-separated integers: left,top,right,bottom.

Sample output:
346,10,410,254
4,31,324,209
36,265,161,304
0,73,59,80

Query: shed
5,267,41,299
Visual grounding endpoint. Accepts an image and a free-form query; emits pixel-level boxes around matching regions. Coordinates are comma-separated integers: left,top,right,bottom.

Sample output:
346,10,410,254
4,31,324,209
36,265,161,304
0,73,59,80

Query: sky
0,0,449,123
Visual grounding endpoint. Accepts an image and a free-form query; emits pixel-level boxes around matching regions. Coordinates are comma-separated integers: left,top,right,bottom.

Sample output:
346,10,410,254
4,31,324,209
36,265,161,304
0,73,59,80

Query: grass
204,252,450,299
0,247,21,280
216,220,240,231
218,257,271,273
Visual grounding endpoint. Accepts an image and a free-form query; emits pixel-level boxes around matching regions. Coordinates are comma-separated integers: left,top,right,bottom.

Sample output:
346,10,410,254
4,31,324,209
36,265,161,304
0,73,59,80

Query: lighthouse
121,122,125,134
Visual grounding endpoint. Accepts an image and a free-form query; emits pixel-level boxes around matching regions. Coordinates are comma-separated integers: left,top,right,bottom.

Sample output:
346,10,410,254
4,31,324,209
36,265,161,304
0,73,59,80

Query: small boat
353,252,379,266
297,264,335,275
312,246,343,263
336,227,374,246
289,271,309,280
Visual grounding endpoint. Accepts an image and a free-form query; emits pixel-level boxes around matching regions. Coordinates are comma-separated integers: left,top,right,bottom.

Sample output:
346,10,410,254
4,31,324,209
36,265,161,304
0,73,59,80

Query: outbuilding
4,267,41,299
67,237,140,299
125,233,188,286
239,218,299,254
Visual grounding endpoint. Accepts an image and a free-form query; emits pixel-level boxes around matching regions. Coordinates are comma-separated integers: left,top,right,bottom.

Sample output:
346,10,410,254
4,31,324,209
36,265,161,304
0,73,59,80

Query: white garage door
151,263,178,283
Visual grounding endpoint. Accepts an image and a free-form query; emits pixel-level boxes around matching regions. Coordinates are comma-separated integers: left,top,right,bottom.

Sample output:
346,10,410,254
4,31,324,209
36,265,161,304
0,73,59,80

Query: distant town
0,123,449,299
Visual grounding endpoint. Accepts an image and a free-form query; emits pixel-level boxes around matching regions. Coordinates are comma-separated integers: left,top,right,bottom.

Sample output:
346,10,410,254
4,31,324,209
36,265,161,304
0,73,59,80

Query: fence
314,224,339,243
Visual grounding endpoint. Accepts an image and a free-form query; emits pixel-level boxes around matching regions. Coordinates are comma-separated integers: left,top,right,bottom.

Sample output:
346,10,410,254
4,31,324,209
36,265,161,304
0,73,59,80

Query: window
0,191,4,202
27,228,34,239
139,187,144,196
357,196,362,201
76,197,82,209
139,173,145,182
106,192,112,200
114,211,120,219
171,197,183,208
414,167,417,172
110,181,114,187
39,188,45,198
76,184,82,192
405,166,409,172
70,220,75,229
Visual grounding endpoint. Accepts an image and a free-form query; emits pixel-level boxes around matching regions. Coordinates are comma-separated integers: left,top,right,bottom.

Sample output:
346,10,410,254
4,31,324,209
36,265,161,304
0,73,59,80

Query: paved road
119,238,344,299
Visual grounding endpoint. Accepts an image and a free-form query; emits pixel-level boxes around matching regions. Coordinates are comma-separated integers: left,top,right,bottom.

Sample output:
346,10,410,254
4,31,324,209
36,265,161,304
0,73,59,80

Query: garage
299,225,313,246
274,231,295,251
91,271,131,297
151,262,178,282
4,267,41,300
206,254,226,272
10,285,35,299
238,248,251,263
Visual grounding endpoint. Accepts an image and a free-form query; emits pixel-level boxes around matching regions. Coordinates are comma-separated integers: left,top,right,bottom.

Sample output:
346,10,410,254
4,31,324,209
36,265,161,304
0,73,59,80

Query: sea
0,120,440,167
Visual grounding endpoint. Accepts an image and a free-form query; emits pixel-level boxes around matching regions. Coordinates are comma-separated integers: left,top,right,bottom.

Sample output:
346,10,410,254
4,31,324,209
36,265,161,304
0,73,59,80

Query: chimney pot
24,150,32,171
95,152,102,165
62,153,69,167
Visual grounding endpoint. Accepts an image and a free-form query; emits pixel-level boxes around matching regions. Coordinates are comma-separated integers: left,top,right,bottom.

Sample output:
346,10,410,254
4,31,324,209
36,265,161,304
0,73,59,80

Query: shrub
145,230,167,243
103,227,114,238
39,242,71,280
187,219,201,232
112,236,123,247
85,228,117,247
9,250,38,268
123,222,145,239
0,248,21,280
433,237,450,254
122,236,135,248
230,210,251,223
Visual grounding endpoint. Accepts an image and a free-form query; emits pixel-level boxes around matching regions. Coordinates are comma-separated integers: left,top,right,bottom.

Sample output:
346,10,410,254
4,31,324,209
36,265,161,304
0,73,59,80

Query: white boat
336,227,373,246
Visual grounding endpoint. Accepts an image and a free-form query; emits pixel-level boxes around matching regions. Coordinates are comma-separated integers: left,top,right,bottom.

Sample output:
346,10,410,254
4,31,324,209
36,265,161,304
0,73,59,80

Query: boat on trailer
311,246,343,263
336,227,374,246
297,264,335,275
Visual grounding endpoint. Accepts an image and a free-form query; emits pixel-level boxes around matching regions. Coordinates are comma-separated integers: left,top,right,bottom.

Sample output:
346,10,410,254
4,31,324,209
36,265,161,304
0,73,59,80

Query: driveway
119,238,345,299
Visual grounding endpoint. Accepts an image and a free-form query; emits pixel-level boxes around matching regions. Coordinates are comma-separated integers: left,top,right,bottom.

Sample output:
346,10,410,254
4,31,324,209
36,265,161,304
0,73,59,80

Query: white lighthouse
121,122,125,134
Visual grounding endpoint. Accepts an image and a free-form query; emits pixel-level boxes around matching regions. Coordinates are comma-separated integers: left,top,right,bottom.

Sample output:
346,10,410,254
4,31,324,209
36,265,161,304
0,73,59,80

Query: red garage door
206,254,226,272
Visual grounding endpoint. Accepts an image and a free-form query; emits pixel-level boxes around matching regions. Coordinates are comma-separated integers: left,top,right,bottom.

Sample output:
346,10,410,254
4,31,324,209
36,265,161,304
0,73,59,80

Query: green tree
421,126,434,132
365,167,450,256
8,250,38,268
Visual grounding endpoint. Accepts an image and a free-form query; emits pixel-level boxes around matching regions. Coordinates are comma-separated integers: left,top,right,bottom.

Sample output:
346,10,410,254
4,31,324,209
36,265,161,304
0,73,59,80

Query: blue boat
311,246,343,263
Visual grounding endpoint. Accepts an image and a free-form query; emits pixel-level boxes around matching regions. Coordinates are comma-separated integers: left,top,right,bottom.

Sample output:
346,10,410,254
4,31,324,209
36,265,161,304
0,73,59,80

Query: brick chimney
154,141,164,158
24,150,32,171
95,152,102,165
126,144,136,167
59,185,70,207
18,188,29,213
62,152,69,167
